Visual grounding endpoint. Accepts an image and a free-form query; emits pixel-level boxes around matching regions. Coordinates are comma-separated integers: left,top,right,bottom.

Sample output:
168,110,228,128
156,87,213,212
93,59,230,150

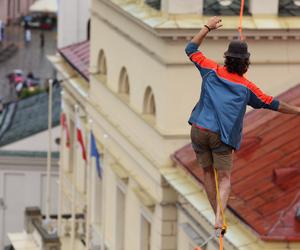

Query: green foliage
19,87,44,100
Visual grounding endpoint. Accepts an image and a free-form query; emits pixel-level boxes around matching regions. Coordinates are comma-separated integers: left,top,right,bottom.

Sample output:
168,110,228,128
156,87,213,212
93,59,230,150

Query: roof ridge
266,192,300,236
58,40,89,51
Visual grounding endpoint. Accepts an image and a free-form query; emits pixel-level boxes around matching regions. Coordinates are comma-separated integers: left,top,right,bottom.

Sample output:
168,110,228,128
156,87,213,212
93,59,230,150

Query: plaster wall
58,0,90,48
1,126,61,152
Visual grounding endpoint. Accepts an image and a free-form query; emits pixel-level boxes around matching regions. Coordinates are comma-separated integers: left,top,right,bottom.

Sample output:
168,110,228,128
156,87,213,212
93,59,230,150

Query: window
116,188,126,250
204,0,250,15
141,215,151,250
218,0,233,6
118,67,130,101
145,0,161,10
295,0,300,6
87,19,91,41
97,50,107,83
279,0,300,16
143,87,156,116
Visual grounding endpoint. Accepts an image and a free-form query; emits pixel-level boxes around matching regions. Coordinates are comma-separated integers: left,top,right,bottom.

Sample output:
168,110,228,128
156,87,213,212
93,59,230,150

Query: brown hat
224,40,250,59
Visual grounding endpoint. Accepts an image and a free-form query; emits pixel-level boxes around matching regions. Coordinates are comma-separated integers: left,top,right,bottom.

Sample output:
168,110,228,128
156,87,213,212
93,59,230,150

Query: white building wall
0,160,59,249
58,0,90,48
1,126,61,152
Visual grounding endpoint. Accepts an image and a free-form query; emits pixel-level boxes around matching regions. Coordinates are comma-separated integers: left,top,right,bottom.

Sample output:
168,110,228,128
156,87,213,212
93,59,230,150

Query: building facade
0,0,36,24
53,0,300,250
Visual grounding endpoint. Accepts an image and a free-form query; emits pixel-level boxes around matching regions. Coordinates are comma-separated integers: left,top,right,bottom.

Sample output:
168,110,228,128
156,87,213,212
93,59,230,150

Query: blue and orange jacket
185,42,279,150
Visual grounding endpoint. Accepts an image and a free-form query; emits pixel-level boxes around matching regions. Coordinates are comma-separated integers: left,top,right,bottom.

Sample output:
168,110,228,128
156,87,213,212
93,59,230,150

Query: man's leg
203,166,217,213
215,169,231,228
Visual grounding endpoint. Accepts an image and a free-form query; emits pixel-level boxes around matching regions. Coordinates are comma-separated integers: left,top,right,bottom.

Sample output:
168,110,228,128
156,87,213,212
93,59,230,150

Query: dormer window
279,0,300,16
204,0,250,15
145,0,161,10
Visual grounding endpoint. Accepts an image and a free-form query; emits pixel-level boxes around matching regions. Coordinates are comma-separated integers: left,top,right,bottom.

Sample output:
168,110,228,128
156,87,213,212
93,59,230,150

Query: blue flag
90,131,102,178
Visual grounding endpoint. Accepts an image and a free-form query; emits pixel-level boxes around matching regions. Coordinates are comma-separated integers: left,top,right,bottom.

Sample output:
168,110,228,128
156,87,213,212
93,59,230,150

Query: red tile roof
172,84,300,242
59,41,90,81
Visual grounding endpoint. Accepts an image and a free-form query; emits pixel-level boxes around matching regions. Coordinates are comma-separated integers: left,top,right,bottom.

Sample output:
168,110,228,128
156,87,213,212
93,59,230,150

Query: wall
1,126,61,152
0,156,58,249
0,0,36,23
58,0,90,48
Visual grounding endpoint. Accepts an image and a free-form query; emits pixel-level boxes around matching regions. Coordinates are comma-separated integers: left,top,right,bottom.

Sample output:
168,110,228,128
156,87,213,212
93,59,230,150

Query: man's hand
278,101,300,115
190,16,223,46
206,16,223,31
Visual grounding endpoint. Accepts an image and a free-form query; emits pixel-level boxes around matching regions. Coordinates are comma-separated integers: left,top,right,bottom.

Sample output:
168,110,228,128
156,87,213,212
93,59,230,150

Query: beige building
50,0,300,250
0,0,37,23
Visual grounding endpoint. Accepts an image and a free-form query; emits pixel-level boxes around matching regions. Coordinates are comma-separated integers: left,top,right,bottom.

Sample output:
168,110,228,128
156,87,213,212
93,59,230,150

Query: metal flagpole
102,133,108,249
86,118,93,250
57,91,65,236
71,104,79,250
46,79,53,220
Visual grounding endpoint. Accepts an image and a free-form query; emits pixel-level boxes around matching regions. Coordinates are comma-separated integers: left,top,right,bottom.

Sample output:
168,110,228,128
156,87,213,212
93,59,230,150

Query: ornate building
51,0,300,249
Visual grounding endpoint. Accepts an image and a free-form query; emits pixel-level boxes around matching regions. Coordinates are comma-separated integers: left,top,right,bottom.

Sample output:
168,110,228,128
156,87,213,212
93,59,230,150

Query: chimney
273,166,300,185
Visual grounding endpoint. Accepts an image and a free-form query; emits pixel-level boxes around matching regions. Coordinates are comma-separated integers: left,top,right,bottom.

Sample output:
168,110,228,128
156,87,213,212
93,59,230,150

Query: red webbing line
239,0,245,40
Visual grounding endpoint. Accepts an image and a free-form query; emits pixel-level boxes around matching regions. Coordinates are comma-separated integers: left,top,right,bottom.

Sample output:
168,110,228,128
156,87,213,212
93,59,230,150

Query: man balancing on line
185,16,300,236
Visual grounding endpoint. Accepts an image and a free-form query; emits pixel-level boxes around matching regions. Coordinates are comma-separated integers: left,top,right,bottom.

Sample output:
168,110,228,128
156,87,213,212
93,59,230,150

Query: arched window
143,87,156,117
118,67,130,101
97,50,107,83
87,19,91,41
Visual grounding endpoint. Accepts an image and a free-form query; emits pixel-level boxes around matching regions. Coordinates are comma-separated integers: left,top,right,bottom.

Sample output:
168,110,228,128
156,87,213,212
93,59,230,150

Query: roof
172,83,300,242
59,40,90,81
0,86,61,147
105,0,300,30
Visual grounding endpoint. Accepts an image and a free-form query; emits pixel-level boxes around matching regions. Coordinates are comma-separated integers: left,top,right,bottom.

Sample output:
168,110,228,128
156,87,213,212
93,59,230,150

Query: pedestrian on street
40,32,45,48
0,98,3,114
186,16,300,236
25,29,31,44
0,20,4,43
24,20,31,44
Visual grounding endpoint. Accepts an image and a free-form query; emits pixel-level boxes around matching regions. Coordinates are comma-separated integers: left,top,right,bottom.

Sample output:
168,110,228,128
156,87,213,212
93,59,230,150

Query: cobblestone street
0,25,57,103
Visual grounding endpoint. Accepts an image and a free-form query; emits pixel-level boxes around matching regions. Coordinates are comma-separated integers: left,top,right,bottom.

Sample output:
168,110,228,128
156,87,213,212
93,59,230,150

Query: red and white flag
76,115,87,161
60,113,70,148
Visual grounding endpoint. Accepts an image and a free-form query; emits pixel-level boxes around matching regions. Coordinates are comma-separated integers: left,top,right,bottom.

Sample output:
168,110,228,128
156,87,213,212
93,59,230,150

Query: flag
76,116,87,161
90,131,102,178
60,113,70,148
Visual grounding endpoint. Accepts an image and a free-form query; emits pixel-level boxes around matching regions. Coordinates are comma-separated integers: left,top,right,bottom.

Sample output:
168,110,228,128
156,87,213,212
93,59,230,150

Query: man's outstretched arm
278,101,300,115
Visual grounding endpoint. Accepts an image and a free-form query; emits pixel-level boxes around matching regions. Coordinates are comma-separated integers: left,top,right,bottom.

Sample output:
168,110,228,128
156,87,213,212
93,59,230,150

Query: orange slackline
214,168,227,250
239,0,245,40
219,233,223,250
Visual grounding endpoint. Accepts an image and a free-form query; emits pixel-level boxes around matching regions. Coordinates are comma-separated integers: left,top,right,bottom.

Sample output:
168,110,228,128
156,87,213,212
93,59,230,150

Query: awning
29,0,58,13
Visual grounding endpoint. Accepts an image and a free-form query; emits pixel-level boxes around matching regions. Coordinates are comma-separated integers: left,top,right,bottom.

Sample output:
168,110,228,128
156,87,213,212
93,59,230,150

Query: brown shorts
190,125,233,170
